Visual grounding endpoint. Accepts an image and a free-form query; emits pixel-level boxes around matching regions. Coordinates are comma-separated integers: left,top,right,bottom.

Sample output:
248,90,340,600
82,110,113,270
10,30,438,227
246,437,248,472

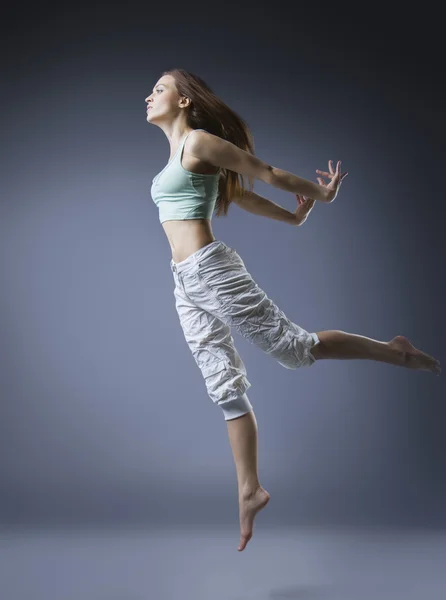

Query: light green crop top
150,129,221,224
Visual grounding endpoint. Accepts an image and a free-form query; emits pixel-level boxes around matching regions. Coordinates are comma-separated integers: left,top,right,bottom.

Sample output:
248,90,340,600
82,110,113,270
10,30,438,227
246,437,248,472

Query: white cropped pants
171,240,320,421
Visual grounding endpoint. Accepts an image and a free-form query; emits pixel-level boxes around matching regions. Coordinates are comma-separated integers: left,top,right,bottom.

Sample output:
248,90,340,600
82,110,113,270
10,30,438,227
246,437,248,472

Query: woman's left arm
188,130,344,203
269,167,330,202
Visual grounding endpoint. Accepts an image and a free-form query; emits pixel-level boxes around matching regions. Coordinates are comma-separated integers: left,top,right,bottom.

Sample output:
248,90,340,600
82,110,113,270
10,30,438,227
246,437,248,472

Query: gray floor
1,526,445,599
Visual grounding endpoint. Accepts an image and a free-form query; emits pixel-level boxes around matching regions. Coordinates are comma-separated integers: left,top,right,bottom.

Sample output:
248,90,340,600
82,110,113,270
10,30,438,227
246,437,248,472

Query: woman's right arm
232,191,297,225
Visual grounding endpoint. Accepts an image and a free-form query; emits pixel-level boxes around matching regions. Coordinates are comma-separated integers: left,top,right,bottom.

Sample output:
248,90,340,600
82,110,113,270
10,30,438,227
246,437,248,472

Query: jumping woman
145,68,441,552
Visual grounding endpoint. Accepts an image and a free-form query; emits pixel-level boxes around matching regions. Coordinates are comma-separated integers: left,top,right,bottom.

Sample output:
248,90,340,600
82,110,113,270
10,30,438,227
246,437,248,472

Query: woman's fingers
296,194,314,208
315,161,347,204
317,161,342,179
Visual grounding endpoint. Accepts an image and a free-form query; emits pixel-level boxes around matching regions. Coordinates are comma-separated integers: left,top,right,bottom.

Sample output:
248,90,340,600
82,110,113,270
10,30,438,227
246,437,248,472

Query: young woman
145,69,441,552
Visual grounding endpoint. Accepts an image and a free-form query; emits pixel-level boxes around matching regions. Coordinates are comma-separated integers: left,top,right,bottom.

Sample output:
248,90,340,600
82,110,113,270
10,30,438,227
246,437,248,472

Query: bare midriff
162,219,217,264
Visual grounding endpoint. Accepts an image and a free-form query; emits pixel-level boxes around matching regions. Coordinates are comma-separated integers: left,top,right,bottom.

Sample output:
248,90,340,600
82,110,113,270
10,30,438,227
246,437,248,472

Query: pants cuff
220,392,253,421
307,332,320,364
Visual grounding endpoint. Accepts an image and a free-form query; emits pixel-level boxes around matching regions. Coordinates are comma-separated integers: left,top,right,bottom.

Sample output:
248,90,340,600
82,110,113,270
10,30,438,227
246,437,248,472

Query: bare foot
238,486,270,552
389,336,441,375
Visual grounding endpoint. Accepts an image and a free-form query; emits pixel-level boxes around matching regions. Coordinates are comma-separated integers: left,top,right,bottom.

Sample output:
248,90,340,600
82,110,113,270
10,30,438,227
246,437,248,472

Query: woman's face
145,75,180,121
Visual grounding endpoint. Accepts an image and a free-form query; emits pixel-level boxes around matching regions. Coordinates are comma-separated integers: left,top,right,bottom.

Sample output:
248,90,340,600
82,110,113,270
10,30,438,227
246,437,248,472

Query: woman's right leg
195,254,441,376
311,331,440,374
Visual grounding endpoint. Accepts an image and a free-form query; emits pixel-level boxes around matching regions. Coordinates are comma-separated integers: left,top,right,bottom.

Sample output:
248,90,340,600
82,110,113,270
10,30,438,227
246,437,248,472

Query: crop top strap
177,129,207,163
183,128,206,144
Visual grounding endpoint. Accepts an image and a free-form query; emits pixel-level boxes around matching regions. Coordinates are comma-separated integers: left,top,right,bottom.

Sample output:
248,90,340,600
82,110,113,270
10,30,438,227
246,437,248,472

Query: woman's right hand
293,194,316,227
316,160,348,203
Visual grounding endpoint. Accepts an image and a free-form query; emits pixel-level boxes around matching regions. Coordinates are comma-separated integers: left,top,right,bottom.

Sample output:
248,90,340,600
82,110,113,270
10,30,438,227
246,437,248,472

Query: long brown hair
161,68,255,217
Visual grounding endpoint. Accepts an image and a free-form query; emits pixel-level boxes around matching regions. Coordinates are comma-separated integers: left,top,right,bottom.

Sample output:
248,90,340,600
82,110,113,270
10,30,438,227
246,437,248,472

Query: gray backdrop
1,3,445,530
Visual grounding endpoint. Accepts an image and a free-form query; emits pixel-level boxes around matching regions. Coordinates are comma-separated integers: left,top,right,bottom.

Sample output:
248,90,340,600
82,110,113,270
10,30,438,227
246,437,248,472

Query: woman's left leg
226,410,271,552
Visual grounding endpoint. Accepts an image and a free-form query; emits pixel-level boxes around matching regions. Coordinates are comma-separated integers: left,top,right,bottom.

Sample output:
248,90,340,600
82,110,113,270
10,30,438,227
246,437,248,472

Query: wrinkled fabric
171,240,320,420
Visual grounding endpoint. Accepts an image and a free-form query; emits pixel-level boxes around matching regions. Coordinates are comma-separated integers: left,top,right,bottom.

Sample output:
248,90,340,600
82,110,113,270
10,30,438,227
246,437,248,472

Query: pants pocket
200,359,251,405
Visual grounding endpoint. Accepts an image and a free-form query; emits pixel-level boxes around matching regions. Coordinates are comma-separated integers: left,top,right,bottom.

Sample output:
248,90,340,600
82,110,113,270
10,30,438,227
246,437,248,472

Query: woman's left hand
293,194,316,226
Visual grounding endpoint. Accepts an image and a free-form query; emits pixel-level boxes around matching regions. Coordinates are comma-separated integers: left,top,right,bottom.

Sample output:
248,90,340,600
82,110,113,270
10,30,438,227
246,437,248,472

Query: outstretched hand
316,160,348,203
292,194,316,227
